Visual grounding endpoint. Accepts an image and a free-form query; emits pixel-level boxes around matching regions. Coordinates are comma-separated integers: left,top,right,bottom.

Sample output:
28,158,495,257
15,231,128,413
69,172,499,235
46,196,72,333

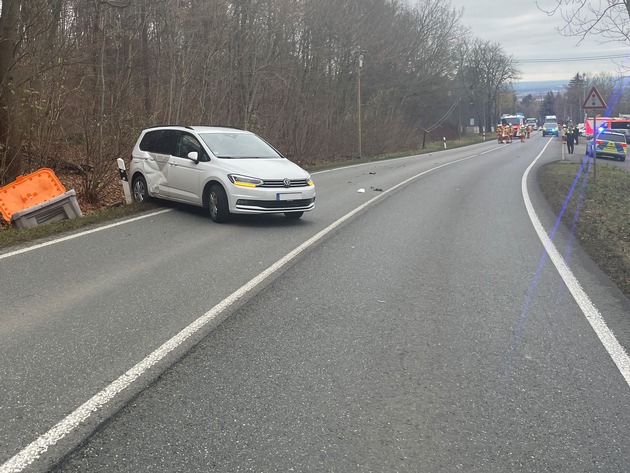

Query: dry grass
0,169,157,248
537,160,630,298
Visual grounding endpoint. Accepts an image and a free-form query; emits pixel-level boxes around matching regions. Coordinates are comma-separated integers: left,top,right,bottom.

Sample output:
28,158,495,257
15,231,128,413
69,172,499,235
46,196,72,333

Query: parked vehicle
578,123,585,136
587,130,627,161
130,126,316,222
584,117,630,141
500,114,525,136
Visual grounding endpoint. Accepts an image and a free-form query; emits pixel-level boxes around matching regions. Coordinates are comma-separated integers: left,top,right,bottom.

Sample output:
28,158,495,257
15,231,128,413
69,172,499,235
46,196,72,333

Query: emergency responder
526,124,531,138
497,125,503,143
502,125,510,143
573,124,580,145
507,125,514,142
518,126,526,143
565,125,575,154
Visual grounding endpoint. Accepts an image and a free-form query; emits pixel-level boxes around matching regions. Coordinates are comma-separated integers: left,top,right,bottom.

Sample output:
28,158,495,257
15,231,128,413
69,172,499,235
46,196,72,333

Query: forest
0,0,550,206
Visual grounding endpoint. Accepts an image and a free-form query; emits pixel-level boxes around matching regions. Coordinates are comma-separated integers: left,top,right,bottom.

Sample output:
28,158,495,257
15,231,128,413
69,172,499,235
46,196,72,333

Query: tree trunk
0,0,23,185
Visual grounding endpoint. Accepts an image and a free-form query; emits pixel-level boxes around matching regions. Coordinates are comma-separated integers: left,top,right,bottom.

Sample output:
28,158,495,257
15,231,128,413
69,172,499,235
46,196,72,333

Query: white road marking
0,152,482,472
522,141,630,387
0,209,172,261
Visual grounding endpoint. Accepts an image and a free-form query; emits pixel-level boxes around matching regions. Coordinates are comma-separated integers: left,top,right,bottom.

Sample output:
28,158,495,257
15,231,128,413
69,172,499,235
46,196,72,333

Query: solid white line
0,152,481,472
0,209,173,261
522,141,630,387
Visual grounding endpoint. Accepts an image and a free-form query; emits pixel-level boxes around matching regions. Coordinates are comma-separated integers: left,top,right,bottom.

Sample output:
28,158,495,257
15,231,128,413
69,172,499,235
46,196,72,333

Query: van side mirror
187,151,199,163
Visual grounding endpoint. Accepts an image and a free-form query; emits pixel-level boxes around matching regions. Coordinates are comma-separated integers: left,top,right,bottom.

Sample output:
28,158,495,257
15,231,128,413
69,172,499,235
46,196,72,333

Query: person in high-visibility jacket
565,125,575,154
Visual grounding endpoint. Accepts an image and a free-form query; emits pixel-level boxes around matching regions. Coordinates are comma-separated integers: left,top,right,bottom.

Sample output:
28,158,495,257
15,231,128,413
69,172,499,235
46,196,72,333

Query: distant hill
513,80,569,98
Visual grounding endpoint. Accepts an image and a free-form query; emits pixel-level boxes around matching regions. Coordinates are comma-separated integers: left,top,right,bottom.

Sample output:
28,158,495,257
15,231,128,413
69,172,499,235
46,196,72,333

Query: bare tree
2,0,480,199
458,38,521,133
563,72,588,122
0,0,23,184
540,0,630,43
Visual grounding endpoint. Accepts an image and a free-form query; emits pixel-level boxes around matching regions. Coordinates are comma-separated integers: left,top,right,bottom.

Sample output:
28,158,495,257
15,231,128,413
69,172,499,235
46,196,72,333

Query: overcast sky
446,0,630,83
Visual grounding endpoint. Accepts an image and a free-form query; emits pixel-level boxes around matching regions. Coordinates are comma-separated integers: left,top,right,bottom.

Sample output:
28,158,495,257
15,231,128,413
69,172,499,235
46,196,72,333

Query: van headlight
228,174,263,188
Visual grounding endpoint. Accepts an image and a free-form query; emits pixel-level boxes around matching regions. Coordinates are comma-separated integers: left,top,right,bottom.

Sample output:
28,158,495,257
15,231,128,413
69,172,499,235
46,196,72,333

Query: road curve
1,135,629,472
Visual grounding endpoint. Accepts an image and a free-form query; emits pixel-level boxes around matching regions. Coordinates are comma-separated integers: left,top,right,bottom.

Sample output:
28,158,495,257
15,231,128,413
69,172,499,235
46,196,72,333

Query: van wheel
132,175,148,203
208,185,230,223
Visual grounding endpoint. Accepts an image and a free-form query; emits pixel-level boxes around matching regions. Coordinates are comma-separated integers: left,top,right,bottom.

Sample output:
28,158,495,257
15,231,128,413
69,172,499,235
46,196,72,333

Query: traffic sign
582,85,607,109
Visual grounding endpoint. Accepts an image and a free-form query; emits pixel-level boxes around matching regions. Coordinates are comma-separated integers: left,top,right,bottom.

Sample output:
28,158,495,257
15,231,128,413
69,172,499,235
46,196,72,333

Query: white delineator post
117,158,132,204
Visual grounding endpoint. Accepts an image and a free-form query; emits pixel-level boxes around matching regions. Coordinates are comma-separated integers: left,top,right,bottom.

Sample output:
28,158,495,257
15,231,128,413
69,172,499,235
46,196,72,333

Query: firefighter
497,125,503,143
501,125,510,143
507,125,514,142
518,126,526,143
526,125,531,138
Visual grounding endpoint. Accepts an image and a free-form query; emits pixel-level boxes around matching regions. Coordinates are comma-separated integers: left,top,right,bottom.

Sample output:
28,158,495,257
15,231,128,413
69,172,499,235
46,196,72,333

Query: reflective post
117,158,132,204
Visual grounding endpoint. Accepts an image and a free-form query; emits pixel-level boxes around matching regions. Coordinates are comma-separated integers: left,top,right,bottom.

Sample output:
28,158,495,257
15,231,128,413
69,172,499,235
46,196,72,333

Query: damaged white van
129,126,316,222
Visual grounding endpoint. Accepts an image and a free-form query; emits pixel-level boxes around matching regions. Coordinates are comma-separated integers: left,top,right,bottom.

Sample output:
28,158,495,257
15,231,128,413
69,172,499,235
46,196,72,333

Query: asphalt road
2,133,629,472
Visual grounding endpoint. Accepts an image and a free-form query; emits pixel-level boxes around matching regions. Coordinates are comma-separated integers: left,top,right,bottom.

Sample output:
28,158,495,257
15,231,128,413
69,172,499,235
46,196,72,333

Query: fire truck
584,116,630,141
500,114,525,136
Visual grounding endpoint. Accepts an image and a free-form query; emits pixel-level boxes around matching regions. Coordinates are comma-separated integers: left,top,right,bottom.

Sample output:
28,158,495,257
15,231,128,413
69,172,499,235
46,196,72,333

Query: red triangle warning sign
582,86,607,109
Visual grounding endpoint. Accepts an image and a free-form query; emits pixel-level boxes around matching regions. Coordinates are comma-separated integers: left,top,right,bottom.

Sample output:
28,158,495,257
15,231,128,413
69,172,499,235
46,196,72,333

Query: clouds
448,0,630,81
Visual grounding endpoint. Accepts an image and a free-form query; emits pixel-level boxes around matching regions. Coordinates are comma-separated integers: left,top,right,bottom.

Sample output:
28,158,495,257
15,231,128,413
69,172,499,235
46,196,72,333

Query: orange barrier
0,168,66,222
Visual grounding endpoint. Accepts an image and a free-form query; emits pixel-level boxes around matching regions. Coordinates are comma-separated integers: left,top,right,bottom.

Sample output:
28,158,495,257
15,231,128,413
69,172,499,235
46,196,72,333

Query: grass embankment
537,161,630,298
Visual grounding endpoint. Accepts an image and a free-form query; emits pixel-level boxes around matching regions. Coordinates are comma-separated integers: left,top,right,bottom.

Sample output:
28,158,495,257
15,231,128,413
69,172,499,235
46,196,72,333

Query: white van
130,126,316,222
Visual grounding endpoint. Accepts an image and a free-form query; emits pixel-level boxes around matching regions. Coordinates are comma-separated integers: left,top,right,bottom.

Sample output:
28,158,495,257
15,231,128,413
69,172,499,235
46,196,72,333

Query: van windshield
199,133,282,159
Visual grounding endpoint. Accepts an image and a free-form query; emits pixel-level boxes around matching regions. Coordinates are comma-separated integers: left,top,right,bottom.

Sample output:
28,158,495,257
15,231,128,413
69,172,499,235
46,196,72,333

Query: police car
588,130,627,162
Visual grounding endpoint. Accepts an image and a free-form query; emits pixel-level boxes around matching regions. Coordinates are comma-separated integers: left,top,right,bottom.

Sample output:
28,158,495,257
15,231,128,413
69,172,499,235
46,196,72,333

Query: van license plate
276,192,301,201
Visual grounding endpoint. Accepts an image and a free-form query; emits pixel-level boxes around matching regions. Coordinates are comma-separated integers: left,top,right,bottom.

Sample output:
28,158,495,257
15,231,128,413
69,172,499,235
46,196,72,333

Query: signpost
581,85,607,180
